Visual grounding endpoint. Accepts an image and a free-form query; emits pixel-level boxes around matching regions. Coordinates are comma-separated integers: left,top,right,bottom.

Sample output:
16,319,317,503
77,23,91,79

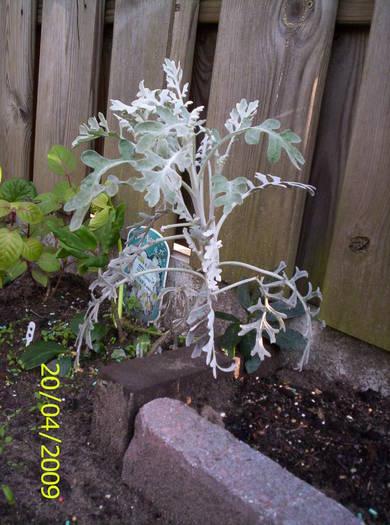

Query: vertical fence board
206,0,338,281
170,0,199,88
103,0,175,227
190,23,218,122
297,27,368,290
0,0,37,181
321,0,390,351
33,0,105,192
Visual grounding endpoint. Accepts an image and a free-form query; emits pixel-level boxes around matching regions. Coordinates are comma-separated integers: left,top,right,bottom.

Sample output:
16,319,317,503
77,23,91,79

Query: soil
223,371,390,525
0,275,389,524
0,274,170,524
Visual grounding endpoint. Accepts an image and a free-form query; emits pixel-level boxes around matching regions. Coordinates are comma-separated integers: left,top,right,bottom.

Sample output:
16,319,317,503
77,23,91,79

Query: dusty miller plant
68,60,321,376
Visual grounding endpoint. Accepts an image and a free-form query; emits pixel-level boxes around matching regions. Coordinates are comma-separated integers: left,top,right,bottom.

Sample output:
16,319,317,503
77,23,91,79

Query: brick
91,347,234,465
122,398,360,525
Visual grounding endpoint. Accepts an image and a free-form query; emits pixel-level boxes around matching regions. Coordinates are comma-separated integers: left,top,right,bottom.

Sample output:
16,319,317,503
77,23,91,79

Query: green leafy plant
0,420,15,506
19,313,108,374
65,60,321,376
217,283,309,373
46,145,126,277
0,177,64,288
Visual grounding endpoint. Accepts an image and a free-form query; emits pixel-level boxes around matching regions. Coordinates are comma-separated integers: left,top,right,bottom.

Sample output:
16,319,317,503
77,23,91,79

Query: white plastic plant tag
25,321,35,347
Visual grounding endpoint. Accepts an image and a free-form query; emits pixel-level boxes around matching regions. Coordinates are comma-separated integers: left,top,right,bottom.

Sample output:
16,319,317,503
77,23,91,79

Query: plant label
125,227,170,323
25,321,36,347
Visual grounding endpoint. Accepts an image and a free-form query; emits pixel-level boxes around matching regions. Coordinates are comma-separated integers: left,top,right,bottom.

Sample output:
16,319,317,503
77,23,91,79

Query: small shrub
66,60,321,376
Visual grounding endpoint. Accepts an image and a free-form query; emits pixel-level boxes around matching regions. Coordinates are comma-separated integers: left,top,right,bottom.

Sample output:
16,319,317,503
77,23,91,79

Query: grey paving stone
122,397,360,525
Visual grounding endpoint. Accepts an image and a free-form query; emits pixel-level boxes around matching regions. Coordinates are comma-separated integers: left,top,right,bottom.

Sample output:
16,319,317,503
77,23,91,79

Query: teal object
125,227,170,323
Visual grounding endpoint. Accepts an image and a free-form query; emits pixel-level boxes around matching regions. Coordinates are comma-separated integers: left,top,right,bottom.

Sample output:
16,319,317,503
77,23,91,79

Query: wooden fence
0,0,389,353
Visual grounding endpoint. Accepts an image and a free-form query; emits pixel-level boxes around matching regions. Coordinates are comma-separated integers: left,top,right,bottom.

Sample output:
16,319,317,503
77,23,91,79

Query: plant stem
117,238,124,319
111,299,124,342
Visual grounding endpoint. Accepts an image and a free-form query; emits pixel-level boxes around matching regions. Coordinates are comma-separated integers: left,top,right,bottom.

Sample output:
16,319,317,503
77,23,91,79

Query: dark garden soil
0,275,389,525
222,371,390,525
0,275,170,524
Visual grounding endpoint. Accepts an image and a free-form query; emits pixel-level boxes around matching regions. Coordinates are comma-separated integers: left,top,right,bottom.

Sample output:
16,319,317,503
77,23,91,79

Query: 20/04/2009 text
39,363,62,499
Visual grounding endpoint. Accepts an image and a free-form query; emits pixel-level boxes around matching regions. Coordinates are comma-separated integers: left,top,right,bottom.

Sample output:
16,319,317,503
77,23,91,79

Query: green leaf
212,174,249,214
0,199,11,218
31,269,48,287
1,484,15,506
266,301,305,321
220,323,241,357
245,120,304,169
6,259,27,281
0,426,5,438
0,178,36,202
38,251,60,273
237,283,252,310
0,229,23,269
111,348,126,360
245,355,261,374
70,313,84,336
64,150,130,230
35,192,62,214
91,192,109,210
52,181,77,202
47,145,76,176
49,224,97,258
20,341,65,370
238,330,256,360
14,202,43,224
5,436,12,444
74,226,98,251
22,237,43,262
97,205,125,252
274,329,307,352
89,207,109,230
91,322,107,342
77,254,109,275
215,311,241,323
92,341,105,353
47,357,72,377
119,139,135,160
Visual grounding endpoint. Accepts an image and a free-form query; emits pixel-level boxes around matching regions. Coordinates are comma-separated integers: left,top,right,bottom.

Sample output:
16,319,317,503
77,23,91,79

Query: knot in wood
349,236,370,253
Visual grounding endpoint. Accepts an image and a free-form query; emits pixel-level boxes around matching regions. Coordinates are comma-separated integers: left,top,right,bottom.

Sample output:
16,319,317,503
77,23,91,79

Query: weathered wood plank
0,0,37,181
37,0,376,25
33,0,105,192
96,23,113,156
170,0,199,89
207,0,338,281
321,0,390,351
297,27,368,290
104,0,200,228
190,24,218,122
197,0,374,25
336,0,374,25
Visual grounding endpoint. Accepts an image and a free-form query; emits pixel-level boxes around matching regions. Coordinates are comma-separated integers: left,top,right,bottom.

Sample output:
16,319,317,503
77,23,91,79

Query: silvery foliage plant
68,60,321,376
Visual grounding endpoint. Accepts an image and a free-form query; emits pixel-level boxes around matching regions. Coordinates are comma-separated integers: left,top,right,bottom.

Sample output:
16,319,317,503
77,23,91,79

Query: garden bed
222,371,390,525
0,275,169,524
0,275,389,524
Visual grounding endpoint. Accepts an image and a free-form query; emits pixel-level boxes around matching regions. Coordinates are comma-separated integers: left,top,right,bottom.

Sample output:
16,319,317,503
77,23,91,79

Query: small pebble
105,494,111,499
346,415,353,421
220,412,226,418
